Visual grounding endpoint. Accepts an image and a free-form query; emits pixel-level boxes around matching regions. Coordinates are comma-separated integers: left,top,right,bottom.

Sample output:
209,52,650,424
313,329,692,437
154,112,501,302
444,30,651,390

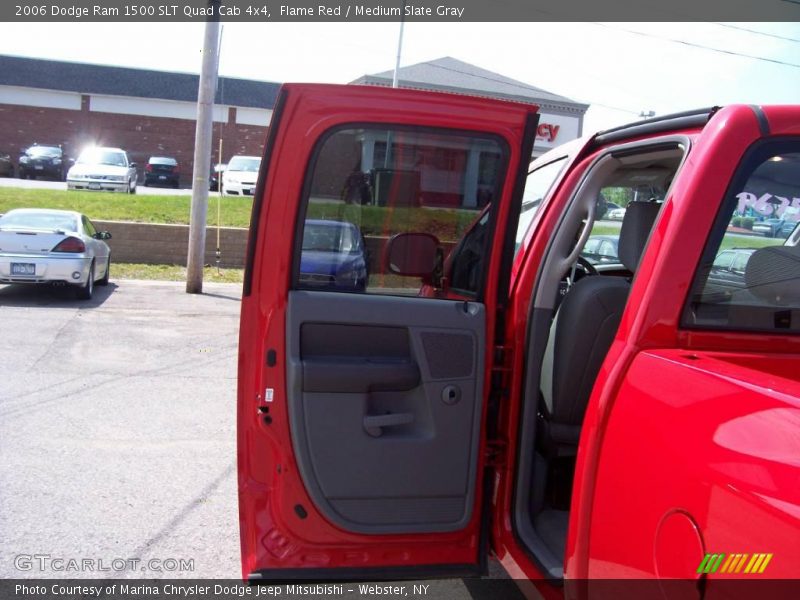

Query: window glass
295,127,507,296
514,158,566,256
577,147,686,267
0,210,78,232
684,146,800,332
82,216,97,237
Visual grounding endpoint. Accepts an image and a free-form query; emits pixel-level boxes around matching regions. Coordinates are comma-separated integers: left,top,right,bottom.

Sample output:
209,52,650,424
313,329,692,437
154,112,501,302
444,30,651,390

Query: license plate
159,175,166,180
88,183,101,190
11,262,35,275
34,165,44,170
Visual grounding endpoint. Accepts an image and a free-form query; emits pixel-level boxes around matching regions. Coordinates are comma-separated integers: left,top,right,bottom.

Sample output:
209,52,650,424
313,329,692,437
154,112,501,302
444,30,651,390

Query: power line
713,22,800,44
592,23,800,69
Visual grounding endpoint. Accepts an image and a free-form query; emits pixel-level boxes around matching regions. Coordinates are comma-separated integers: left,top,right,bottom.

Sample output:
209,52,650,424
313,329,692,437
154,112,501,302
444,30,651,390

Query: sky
0,21,798,132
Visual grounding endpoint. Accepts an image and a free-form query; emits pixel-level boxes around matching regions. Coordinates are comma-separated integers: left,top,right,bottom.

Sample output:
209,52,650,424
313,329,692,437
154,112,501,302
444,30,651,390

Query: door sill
249,563,481,584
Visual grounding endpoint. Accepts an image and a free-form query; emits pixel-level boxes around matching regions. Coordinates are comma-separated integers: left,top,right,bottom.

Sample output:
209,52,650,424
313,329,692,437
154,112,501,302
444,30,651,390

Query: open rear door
238,83,538,581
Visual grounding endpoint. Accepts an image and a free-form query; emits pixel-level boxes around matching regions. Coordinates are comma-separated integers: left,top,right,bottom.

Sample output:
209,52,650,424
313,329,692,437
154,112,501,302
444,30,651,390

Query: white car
222,155,260,196
66,147,138,194
606,207,627,221
0,208,111,300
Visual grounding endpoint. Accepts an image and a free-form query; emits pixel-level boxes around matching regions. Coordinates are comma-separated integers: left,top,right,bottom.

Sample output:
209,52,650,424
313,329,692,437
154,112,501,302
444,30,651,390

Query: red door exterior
237,84,538,580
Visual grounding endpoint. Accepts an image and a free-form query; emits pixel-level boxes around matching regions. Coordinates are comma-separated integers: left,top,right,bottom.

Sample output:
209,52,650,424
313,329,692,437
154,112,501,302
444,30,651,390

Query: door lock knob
442,385,461,405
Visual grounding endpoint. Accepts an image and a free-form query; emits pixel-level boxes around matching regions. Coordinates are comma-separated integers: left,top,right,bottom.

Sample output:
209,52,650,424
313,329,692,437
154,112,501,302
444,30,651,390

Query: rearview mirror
384,232,442,282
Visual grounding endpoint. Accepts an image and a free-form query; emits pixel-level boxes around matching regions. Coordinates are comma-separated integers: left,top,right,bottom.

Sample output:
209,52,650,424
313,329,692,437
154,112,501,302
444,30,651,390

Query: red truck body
237,85,800,593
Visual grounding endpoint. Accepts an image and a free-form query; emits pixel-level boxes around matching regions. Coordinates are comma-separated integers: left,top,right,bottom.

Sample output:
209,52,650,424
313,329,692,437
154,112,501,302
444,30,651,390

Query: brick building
0,55,586,197
0,55,279,187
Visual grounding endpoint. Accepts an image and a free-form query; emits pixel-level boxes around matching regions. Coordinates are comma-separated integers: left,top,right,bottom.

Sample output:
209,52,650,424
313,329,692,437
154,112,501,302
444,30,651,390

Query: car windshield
77,149,127,167
0,211,78,232
27,146,61,157
149,157,177,166
227,157,260,172
301,222,356,253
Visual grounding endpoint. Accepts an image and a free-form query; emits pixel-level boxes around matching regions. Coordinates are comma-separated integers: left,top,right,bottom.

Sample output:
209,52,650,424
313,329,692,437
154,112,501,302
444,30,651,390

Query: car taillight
145,164,153,172
52,237,86,253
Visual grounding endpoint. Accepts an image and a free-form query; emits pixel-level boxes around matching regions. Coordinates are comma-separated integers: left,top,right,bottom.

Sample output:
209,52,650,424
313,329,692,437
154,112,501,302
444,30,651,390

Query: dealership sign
737,192,800,219
534,112,581,151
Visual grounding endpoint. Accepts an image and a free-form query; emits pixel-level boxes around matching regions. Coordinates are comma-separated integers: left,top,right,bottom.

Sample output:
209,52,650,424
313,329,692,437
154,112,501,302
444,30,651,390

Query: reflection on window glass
514,158,566,256
296,127,507,296
685,149,800,332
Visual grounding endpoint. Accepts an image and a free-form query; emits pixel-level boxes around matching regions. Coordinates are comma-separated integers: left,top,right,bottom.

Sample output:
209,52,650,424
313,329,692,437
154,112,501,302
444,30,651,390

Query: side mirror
384,232,443,285
95,231,112,240
129,162,137,169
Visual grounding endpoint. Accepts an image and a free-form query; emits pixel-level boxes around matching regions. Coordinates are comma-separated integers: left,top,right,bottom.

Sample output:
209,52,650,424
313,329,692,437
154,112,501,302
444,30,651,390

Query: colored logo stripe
697,553,724,574
698,553,773,575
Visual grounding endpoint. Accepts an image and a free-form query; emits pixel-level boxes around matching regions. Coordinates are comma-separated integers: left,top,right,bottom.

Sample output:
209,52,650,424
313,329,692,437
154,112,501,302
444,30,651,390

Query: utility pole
392,1,406,89
186,1,221,294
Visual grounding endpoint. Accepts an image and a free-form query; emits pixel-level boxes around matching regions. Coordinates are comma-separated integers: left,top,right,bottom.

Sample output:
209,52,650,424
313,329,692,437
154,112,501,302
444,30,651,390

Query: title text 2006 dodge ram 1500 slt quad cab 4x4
236,84,799,596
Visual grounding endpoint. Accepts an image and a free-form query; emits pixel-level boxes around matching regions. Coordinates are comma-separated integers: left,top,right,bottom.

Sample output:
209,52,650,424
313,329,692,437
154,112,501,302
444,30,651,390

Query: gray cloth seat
539,202,661,455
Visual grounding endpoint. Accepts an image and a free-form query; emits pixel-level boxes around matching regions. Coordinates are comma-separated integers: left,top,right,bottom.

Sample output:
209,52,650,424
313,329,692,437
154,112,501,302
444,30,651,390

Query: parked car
752,217,785,237
581,234,619,264
66,147,137,194
298,220,368,292
0,153,13,177
606,206,626,220
705,247,757,296
209,163,226,192
222,155,260,196
143,156,180,188
599,201,622,219
780,219,798,239
18,144,70,180
0,208,111,299
237,87,800,588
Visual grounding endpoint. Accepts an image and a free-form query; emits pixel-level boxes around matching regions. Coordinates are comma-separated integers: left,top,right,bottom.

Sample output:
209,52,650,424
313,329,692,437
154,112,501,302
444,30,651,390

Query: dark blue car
299,220,369,292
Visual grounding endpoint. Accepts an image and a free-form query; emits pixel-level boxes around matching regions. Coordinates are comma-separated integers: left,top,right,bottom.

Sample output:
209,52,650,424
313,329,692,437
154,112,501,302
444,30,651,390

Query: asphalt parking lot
0,176,191,196
0,280,518,598
0,280,240,579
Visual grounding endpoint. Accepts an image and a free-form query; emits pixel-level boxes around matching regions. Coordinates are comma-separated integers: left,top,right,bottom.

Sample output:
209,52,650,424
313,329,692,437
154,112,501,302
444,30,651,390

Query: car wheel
97,256,110,286
129,180,137,194
76,262,94,300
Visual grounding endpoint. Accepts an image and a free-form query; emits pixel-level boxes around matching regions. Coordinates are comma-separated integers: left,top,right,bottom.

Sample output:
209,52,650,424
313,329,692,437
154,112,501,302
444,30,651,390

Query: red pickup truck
237,84,799,593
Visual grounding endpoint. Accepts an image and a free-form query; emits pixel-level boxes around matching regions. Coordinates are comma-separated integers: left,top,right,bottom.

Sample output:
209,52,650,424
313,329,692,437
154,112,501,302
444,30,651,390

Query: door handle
363,413,414,438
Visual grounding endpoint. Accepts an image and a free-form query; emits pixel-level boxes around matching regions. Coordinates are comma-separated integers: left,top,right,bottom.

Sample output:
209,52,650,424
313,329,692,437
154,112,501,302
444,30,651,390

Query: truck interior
512,139,689,579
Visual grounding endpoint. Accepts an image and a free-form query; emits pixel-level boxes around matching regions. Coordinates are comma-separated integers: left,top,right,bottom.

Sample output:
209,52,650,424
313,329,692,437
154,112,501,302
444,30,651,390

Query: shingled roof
352,56,588,114
0,55,280,109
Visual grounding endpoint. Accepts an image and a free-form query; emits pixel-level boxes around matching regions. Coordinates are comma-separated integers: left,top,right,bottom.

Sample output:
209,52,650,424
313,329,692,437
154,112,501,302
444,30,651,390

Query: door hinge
485,439,508,467
489,344,513,402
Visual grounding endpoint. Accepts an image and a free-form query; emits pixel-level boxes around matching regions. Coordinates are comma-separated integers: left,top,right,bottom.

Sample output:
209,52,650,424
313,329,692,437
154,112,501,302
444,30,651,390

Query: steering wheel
575,256,599,278
557,257,599,305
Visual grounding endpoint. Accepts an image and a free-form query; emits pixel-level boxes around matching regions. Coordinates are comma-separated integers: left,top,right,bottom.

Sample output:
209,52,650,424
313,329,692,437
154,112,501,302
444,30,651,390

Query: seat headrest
744,245,800,304
618,202,661,272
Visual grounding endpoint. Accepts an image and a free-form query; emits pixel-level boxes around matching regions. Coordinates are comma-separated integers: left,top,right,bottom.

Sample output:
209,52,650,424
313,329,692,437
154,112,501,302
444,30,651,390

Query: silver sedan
0,208,111,300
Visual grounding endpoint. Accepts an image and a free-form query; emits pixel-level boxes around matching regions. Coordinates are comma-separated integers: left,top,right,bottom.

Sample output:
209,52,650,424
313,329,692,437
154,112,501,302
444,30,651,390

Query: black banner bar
4,579,800,600
2,0,800,23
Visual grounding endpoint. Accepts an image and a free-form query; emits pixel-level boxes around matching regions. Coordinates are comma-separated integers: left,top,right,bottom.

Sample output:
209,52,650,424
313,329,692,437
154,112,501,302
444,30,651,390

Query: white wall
236,107,272,126
89,94,230,123
0,85,81,110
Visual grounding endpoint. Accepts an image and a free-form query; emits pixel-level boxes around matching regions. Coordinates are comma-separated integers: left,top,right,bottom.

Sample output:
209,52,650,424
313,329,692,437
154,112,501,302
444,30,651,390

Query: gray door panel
287,290,486,534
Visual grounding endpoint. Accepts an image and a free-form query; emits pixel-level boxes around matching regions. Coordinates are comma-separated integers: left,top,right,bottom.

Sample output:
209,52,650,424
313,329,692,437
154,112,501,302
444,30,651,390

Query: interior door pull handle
363,413,414,437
